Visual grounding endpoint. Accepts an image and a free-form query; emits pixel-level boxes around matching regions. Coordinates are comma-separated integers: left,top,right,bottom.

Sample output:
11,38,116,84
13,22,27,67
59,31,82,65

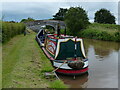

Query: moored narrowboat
36,24,88,75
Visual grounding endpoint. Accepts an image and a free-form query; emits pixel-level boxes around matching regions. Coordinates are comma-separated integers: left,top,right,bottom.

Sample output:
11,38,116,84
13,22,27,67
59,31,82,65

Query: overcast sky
1,1,119,24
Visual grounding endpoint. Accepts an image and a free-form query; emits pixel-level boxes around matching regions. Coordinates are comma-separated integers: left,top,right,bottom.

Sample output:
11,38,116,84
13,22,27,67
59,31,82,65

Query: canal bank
2,30,67,88
78,23,120,42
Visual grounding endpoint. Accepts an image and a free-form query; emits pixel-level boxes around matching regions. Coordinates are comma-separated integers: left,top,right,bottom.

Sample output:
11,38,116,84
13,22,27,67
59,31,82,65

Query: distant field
88,23,119,34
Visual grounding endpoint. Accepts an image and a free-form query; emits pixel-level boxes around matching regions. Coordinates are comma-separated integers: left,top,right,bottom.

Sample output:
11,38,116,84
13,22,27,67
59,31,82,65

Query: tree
53,8,68,21
94,8,116,24
20,17,35,22
65,7,89,36
9,21,16,23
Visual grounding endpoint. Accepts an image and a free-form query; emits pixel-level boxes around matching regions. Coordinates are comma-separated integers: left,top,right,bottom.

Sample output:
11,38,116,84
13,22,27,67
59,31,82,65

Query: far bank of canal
57,38,120,88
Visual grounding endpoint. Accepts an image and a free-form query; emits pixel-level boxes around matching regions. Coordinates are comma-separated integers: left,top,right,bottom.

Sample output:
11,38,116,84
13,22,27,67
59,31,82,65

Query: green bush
114,32,120,42
96,31,112,41
78,29,97,39
2,21,26,43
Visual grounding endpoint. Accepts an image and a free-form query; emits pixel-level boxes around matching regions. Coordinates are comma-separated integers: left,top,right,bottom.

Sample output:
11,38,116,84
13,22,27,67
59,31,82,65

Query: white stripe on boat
53,61,88,69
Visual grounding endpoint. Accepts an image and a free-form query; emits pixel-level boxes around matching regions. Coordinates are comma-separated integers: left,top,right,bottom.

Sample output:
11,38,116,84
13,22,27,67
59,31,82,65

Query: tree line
53,7,116,36
53,8,116,24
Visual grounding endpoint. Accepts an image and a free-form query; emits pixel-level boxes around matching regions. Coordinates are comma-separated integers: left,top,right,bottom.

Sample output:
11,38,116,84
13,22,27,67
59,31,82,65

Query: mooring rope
51,60,67,80
52,60,67,72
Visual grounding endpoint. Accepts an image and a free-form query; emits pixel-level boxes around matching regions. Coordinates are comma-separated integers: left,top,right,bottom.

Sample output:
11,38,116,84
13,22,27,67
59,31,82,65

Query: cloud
2,2,59,21
1,0,119,2
118,1,120,24
2,2,118,24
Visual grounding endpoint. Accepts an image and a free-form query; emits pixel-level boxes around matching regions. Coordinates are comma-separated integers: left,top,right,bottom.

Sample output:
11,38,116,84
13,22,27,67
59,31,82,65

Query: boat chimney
74,37,77,60
64,26,66,36
57,23,60,37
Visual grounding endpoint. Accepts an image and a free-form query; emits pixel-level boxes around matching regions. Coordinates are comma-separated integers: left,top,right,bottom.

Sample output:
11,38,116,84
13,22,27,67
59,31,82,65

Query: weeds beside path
2,31,67,88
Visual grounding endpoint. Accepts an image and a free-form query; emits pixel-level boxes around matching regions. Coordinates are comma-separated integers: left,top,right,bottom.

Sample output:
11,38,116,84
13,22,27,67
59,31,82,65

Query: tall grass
2,21,26,43
78,23,120,42
90,23,119,31
0,21,2,43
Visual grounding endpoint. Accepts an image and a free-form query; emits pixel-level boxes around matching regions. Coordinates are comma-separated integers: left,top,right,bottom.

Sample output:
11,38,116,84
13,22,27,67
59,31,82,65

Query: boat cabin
37,29,86,61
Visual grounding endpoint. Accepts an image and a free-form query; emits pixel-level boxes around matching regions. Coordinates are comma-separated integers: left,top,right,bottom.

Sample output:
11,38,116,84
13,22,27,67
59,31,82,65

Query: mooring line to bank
52,60,67,80
45,60,67,80
52,60,67,72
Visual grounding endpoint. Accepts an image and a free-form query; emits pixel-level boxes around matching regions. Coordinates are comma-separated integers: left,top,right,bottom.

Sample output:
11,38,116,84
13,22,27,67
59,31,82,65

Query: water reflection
58,39,120,88
84,39,119,57
57,73,88,88
84,39,119,88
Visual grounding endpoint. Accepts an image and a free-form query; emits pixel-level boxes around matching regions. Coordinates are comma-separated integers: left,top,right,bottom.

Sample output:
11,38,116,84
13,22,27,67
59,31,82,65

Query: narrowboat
36,24,88,75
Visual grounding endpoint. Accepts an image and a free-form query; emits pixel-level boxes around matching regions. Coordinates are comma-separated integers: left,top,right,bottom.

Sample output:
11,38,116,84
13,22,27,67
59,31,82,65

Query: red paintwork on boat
42,47,54,60
56,67,88,74
47,35,58,39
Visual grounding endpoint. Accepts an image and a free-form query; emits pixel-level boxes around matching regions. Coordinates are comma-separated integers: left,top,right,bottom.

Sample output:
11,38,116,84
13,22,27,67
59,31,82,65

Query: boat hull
36,29,88,75
42,46,88,75
55,67,88,75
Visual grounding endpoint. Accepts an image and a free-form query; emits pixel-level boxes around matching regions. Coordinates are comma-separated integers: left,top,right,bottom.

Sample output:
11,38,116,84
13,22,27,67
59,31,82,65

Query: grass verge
49,80,67,88
2,30,67,88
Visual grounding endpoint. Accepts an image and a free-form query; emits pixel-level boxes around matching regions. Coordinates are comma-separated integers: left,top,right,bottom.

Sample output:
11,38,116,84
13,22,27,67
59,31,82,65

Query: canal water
57,39,120,88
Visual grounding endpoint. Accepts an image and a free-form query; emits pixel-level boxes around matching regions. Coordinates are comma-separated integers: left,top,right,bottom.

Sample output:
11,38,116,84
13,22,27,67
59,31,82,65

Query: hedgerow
2,21,26,43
